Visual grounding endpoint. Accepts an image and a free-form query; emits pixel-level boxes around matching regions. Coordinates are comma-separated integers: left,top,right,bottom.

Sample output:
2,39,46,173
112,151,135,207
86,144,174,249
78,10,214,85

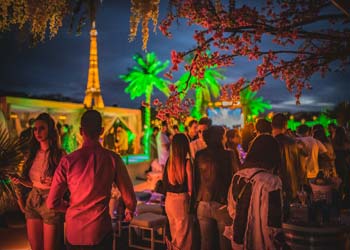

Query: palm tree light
240,88,271,123
120,52,169,156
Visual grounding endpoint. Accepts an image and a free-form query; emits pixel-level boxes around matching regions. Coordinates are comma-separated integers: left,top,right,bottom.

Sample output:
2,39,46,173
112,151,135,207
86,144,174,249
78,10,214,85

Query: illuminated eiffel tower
83,21,104,108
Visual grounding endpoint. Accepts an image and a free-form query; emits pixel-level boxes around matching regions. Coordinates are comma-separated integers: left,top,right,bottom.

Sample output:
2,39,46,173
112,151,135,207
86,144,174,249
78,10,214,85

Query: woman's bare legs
27,219,64,250
44,223,64,250
27,218,43,250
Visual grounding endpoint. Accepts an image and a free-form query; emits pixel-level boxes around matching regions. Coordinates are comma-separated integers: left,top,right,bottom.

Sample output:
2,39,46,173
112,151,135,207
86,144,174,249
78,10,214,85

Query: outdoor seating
136,203,163,215
129,212,167,250
135,191,152,202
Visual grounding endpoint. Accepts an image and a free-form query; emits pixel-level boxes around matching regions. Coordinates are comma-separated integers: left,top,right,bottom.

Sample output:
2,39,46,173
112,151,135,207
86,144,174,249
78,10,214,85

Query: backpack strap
236,170,266,202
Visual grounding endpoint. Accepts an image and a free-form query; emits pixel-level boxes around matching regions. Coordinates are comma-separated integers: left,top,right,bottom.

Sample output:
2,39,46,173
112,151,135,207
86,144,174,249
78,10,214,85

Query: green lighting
178,123,185,133
240,88,271,123
127,130,136,143
176,55,222,120
120,52,170,156
287,119,301,131
1,179,11,185
285,113,337,133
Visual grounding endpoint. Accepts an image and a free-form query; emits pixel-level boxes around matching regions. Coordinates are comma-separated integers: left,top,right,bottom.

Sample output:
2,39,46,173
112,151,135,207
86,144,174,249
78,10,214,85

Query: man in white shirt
156,121,170,169
296,124,328,179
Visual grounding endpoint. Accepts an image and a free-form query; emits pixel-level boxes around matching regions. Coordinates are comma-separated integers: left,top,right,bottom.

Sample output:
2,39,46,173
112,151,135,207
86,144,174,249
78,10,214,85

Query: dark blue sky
0,1,349,112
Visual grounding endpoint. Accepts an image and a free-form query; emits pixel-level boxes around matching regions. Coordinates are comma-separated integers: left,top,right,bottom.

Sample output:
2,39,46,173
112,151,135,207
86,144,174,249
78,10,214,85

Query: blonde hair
167,133,190,185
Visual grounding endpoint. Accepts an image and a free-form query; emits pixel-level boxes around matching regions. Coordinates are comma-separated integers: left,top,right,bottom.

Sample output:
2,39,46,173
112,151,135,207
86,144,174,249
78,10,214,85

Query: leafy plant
240,88,271,122
0,125,24,213
177,68,222,120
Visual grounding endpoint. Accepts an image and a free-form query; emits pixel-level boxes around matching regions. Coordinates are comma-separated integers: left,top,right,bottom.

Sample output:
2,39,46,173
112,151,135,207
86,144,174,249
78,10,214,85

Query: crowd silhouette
7,111,350,250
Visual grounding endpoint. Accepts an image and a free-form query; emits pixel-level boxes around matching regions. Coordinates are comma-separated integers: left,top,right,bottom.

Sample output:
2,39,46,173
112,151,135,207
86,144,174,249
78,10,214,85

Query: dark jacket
274,133,304,201
195,147,236,204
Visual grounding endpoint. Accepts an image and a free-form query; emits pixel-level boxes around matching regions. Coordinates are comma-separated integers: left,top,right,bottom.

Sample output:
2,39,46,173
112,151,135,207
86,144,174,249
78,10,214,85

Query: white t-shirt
298,136,327,178
156,131,170,166
29,150,51,189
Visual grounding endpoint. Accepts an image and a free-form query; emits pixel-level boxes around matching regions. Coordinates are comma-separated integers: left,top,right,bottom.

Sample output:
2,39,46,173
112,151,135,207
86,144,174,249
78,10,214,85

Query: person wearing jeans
194,126,237,250
197,201,232,250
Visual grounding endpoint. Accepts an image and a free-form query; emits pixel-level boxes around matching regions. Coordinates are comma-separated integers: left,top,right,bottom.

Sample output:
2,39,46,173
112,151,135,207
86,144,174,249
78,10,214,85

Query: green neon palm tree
120,52,170,156
177,69,223,120
240,88,271,123
0,125,24,213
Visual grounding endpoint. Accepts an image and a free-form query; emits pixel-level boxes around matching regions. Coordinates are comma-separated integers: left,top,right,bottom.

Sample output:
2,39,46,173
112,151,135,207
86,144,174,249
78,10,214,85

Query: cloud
272,96,335,112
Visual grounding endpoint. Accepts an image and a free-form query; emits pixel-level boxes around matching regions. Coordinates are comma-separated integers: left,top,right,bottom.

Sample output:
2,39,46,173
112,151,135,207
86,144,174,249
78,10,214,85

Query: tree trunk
144,87,152,156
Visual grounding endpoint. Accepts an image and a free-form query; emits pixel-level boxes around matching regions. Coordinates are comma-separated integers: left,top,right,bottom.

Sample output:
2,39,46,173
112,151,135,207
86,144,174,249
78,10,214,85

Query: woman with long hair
10,113,65,250
228,134,283,250
163,133,193,250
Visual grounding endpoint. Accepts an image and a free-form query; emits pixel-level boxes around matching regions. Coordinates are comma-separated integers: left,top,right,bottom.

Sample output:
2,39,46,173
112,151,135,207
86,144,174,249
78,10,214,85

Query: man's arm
114,155,137,217
316,139,328,154
46,157,69,212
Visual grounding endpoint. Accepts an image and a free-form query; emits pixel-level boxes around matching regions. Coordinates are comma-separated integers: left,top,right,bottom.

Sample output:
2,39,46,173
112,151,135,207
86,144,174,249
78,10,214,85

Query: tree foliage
160,0,350,103
0,124,24,213
0,0,70,41
240,88,271,122
129,0,160,51
176,66,222,119
0,0,101,41
1,1,349,118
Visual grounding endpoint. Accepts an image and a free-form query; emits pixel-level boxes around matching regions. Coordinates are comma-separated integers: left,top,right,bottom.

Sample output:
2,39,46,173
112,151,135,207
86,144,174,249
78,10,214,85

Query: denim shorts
25,187,64,225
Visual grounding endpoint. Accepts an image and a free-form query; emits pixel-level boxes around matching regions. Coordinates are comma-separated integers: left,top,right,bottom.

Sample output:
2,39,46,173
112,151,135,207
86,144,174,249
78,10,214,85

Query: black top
195,147,235,204
163,160,189,193
274,133,303,201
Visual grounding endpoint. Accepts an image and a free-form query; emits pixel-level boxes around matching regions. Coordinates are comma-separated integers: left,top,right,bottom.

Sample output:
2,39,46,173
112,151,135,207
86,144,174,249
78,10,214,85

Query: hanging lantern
129,0,160,51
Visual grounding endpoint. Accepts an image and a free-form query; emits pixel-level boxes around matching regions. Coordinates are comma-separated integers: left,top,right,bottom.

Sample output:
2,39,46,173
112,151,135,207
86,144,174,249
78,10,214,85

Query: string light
129,0,160,51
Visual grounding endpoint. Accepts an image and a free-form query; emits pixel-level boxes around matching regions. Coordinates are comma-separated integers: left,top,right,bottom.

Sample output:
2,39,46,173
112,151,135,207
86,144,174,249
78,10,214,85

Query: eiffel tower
83,21,104,108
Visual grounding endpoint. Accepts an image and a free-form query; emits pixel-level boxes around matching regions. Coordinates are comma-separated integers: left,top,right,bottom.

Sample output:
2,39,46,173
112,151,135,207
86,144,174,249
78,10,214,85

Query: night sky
0,1,349,113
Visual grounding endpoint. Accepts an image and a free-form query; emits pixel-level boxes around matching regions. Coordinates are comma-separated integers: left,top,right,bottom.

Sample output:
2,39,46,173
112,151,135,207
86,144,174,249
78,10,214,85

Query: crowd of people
7,110,350,250
151,114,350,250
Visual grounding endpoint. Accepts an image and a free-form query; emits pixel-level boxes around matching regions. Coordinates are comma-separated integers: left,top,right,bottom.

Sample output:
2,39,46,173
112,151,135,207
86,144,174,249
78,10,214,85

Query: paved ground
0,211,30,250
0,161,155,250
0,177,165,250
0,210,166,250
